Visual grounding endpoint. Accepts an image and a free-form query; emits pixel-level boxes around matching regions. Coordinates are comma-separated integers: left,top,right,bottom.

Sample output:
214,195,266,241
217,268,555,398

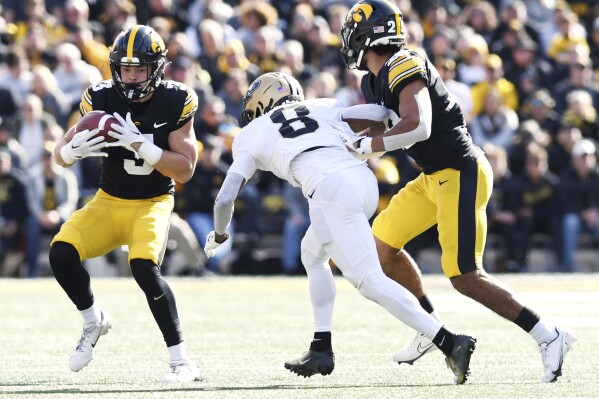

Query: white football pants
301,164,442,339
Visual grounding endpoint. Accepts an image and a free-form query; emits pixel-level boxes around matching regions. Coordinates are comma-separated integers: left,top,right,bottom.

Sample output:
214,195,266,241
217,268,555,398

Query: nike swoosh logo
154,122,167,128
417,342,434,353
439,180,449,186
72,144,81,149
298,357,311,365
153,293,166,301
439,336,445,346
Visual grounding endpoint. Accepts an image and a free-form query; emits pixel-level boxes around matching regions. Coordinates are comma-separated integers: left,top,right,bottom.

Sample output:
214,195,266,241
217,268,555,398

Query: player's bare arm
152,119,198,183
370,79,431,152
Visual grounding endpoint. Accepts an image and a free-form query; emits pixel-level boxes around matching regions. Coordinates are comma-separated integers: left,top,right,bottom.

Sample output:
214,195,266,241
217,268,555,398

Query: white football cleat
539,327,577,383
393,332,438,365
161,360,202,383
69,310,112,372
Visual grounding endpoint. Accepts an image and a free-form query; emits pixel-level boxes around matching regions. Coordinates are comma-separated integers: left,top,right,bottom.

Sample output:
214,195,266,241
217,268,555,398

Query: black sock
309,331,332,352
514,306,541,332
432,327,455,356
418,295,435,314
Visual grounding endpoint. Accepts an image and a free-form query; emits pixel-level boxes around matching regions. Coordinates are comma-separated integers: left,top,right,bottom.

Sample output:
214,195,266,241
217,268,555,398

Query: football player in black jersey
340,0,575,383
50,25,201,383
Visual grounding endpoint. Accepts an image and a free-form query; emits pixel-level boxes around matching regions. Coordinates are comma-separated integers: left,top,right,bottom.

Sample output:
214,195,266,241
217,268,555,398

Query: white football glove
107,112,146,153
336,130,373,156
108,112,163,165
204,231,229,258
60,128,108,164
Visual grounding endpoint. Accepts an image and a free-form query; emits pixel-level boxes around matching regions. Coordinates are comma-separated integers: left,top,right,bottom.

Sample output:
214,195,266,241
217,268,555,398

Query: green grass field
1,274,598,399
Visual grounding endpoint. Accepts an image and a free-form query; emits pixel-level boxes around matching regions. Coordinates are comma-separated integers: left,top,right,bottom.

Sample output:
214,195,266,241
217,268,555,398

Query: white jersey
229,98,365,197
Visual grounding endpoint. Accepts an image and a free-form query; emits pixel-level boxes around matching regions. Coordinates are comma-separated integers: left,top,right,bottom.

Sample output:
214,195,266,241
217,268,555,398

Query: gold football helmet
240,72,304,127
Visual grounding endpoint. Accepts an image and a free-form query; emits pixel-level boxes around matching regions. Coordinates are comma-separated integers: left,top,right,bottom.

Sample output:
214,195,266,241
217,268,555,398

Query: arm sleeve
214,171,245,235
214,150,257,235
341,104,389,122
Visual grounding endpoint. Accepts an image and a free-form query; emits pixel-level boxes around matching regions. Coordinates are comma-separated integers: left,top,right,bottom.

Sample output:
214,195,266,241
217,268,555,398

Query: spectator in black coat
504,144,561,271
557,139,599,272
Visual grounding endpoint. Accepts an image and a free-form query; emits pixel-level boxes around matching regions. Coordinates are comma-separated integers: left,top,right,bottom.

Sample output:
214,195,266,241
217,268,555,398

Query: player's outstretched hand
60,128,108,164
107,112,147,152
204,231,229,258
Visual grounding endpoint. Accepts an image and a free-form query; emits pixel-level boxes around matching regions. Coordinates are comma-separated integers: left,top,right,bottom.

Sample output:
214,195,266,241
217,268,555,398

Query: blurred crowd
1,0,599,277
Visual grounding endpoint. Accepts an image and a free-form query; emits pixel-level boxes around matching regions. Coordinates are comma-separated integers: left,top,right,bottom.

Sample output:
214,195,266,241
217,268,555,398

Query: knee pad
130,259,163,296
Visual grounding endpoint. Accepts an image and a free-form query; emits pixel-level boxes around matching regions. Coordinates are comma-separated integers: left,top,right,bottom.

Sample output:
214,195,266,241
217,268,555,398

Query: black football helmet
340,0,406,71
109,25,168,101
240,72,304,127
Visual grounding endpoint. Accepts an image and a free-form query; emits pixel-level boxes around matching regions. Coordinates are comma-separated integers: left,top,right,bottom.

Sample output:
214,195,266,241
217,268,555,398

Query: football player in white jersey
203,72,476,384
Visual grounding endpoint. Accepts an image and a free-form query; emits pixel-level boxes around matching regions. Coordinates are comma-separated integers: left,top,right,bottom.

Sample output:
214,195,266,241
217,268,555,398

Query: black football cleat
445,334,476,384
284,350,335,378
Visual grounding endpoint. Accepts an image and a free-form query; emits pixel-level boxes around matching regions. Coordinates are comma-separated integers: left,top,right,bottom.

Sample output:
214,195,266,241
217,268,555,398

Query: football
74,110,120,143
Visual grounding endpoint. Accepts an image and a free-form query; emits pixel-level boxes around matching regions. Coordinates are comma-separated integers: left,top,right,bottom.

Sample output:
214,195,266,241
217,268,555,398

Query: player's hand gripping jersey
79,79,198,199
361,49,481,173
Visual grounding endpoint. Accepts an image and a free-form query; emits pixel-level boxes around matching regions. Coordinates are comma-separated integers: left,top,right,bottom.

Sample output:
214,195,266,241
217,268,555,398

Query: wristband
137,141,163,166
60,145,77,165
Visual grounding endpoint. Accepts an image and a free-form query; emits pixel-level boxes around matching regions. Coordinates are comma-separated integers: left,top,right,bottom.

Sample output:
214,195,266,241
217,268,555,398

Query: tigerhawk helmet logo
349,4,373,23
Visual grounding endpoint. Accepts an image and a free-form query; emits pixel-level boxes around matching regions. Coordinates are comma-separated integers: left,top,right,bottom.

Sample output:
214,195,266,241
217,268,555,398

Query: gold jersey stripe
79,89,93,114
390,68,423,91
388,57,425,91
127,25,142,60
178,90,198,123
388,54,408,70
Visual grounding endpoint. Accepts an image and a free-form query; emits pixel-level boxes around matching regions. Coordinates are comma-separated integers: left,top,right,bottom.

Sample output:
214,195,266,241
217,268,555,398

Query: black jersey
79,80,198,199
361,49,480,174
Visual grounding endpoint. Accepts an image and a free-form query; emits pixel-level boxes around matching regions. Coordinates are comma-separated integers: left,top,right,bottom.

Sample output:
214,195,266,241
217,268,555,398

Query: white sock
530,320,558,345
304,257,336,332
80,304,102,326
168,342,189,362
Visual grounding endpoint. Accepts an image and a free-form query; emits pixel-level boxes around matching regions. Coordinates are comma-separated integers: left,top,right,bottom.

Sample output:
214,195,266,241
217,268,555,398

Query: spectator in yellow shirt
471,54,519,117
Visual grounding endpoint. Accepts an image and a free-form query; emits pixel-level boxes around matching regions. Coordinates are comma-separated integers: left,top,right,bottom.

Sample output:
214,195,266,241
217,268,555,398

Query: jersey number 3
270,105,319,138
123,133,155,175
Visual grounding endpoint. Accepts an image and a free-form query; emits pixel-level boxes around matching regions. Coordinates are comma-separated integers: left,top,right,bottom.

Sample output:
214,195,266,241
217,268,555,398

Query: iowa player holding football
340,0,575,383
50,25,201,383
